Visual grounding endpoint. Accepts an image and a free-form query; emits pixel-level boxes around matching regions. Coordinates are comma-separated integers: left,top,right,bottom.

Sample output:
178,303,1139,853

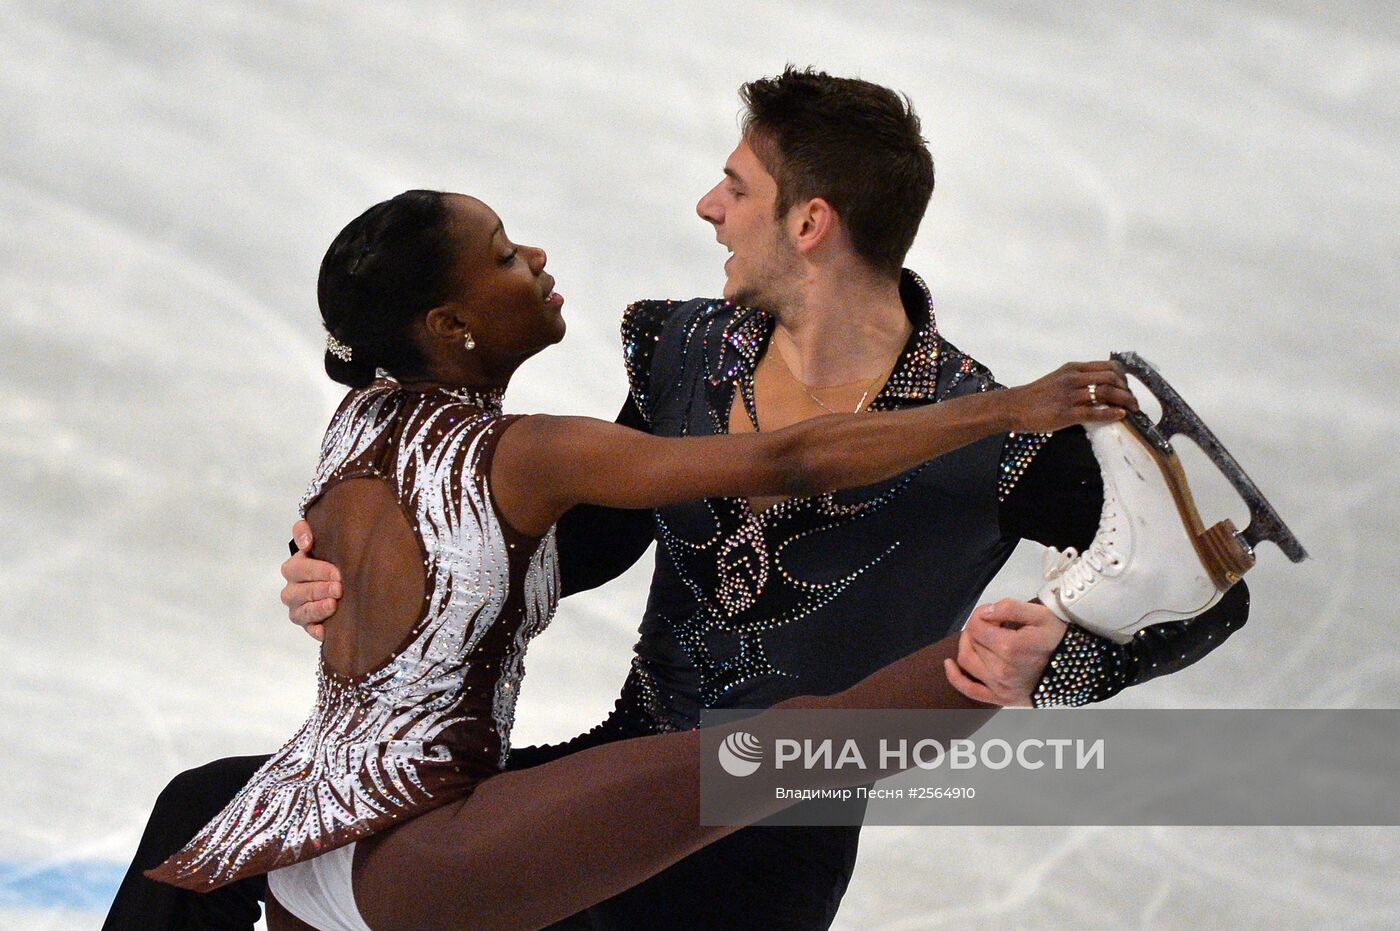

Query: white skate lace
1042,492,1124,594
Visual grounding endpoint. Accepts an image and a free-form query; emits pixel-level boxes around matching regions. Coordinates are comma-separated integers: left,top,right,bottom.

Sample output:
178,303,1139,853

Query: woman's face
443,193,566,359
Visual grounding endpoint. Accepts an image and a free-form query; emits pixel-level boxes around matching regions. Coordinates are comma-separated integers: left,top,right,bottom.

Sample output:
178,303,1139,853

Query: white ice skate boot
1037,352,1308,643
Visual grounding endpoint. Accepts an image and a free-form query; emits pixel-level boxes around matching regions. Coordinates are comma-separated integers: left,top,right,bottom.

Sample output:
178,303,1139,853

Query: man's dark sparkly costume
619,271,1062,716
104,270,1248,930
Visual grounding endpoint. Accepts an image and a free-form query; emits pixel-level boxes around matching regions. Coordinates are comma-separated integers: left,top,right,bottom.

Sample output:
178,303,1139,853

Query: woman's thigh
349,635,978,930
351,728,728,931
265,892,320,931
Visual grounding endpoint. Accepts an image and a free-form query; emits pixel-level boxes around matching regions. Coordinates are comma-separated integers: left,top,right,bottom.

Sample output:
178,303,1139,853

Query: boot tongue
1041,546,1079,581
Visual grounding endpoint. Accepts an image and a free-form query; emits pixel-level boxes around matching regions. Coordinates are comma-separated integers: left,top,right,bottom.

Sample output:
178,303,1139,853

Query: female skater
147,190,1133,930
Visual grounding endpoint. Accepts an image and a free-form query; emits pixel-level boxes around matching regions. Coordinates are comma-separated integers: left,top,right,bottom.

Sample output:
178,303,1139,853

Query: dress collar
374,372,507,415
440,385,506,414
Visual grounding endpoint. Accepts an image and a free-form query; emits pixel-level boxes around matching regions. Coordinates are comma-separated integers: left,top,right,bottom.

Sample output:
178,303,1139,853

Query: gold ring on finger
1088,383,1098,404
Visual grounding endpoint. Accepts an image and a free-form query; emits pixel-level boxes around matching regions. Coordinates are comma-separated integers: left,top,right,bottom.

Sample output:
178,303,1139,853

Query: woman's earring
464,331,476,351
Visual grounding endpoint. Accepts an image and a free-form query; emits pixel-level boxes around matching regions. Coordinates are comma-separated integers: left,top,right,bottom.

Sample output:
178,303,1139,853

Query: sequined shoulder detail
622,298,738,425
621,299,678,425
928,340,1053,502
941,346,1056,503
931,337,996,401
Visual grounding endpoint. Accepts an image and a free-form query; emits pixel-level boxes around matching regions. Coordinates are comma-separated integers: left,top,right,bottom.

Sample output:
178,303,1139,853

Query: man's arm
998,425,1250,705
505,670,662,771
553,397,656,596
511,546,708,768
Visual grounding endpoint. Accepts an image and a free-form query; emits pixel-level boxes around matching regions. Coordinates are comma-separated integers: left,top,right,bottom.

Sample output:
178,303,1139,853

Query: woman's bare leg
353,634,992,931
265,892,319,931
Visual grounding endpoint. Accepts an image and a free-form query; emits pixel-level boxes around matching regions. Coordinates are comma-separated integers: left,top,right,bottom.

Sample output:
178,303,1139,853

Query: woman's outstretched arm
493,361,1137,537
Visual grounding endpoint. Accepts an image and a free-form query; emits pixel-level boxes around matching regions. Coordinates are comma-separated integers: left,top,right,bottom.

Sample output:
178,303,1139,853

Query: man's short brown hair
740,67,935,276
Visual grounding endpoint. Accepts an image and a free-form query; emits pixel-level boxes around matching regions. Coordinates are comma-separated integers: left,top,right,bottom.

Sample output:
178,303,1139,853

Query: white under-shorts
267,842,372,931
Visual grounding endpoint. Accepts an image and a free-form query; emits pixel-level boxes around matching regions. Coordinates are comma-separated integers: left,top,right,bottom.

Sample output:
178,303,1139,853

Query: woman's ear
423,303,472,341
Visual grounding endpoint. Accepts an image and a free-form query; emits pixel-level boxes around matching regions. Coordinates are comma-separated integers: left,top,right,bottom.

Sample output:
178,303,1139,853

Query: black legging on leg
346,633,996,931
103,754,270,931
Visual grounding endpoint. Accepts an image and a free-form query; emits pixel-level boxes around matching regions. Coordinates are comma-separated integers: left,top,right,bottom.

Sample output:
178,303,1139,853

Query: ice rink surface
2,1,1397,927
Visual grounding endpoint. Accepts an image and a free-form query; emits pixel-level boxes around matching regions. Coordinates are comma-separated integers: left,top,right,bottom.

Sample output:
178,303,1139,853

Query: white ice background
1,1,1397,928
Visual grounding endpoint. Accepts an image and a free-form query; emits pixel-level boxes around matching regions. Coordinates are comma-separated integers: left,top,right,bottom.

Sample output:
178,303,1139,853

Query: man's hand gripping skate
281,519,339,642
944,599,1068,706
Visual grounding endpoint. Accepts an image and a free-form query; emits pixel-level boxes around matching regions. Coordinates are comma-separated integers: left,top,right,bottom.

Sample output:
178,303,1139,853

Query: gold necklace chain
770,331,890,415
803,379,878,415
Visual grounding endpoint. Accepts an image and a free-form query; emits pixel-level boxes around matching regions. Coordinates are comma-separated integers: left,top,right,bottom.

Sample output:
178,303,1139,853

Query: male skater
105,68,1249,930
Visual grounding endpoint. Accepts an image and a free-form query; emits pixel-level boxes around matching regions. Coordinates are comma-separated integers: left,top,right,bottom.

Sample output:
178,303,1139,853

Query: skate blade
1111,351,1309,564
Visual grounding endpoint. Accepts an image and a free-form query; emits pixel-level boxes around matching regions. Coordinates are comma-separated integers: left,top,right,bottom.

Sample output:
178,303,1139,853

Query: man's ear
790,197,837,254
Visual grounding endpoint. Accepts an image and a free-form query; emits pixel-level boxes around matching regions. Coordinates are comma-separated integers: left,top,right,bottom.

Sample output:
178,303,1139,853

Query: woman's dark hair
317,189,458,388
739,67,935,277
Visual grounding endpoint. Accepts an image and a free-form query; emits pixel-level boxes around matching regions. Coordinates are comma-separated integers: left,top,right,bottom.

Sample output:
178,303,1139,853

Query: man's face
696,139,802,309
